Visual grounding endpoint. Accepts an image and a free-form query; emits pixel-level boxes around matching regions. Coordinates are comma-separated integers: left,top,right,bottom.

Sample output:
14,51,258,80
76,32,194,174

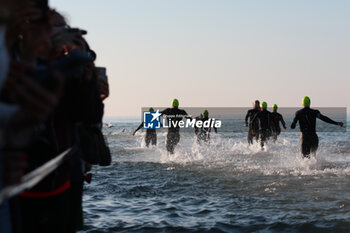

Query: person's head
203,109,209,117
49,9,67,29
172,98,179,108
149,107,154,112
261,101,267,110
254,100,260,109
49,9,89,59
272,104,278,112
16,1,53,61
302,96,310,108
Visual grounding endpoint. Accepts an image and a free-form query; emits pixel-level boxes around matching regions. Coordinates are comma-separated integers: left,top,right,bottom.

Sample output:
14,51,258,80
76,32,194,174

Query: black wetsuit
245,108,260,144
251,109,274,148
271,112,286,141
195,116,217,143
161,107,189,154
291,107,339,158
135,122,157,147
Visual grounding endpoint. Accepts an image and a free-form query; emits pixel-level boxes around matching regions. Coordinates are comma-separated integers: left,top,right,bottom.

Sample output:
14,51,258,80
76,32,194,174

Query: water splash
107,127,350,178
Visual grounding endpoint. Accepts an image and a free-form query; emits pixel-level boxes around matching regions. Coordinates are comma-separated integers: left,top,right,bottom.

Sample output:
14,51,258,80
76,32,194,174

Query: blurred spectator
0,0,110,232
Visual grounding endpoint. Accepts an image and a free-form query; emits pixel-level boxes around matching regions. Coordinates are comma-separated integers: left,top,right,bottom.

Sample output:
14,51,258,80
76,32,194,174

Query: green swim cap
302,96,310,107
272,104,278,111
172,98,179,107
203,109,209,117
261,102,267,110
149,107,154,112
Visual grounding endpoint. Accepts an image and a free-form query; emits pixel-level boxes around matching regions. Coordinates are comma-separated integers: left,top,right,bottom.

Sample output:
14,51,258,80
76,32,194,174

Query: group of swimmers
133,97,344,158
245,100,286,147
133,99,216,154
246,97,343,157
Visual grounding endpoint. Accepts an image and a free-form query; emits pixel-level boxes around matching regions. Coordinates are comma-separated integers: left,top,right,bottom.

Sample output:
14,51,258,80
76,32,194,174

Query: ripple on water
82,129,350,232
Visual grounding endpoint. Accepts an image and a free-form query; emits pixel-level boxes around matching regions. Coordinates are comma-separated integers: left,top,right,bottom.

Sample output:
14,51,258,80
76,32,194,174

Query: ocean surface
82,118,350,233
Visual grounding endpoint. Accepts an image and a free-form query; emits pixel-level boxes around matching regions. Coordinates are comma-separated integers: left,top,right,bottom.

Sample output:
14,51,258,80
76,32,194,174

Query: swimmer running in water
195,109,217,144
245,100,261,145
251,101,274,150
291,96,343,158
161,99,190,154
271,104,287,142
133,107,157,147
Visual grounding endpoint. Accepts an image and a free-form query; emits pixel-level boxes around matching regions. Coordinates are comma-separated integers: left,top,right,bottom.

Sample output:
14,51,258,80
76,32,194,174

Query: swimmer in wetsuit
133,107,157,147
291,96,343,158
251,101,274,149
245,100,261,145
195,110,217,144
161,99,190,154
271,104,287,142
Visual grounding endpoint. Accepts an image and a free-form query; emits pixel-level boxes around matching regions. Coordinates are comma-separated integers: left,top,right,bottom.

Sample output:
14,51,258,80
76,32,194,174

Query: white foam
110,128,350,177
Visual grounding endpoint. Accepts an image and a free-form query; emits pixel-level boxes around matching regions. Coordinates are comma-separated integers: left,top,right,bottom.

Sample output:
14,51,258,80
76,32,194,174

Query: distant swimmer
245,100,261,145
160,99,190,154
195,109,217,144
251,102,274,149
271,104,287,142
133,107,157,147
291,96,343,158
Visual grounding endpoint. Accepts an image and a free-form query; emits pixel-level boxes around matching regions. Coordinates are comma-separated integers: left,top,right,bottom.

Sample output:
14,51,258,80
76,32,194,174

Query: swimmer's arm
245,111,250,126
133,122,143,135
183,110,192,120
280,115,287,129
290,114,298,129
161,108,172,116
160,109,167,115
317,112,343,126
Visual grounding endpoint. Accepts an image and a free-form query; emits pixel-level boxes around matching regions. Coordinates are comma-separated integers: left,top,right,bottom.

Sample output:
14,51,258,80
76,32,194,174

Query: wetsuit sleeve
291,112,298,129
280,114,287,128
183,110,192,120
161,108,170,115
134,122,143,132
317,111,339,125
245,111,250,125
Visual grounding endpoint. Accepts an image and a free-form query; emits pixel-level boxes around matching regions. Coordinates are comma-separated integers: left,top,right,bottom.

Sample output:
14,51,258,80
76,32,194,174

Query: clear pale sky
51,0,350,117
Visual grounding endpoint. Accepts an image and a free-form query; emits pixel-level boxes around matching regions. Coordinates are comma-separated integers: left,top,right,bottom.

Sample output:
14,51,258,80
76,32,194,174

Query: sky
51,0,350,117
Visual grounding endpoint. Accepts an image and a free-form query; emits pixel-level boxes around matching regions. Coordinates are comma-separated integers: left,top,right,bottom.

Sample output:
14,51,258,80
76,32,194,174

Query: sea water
82,119,350,232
